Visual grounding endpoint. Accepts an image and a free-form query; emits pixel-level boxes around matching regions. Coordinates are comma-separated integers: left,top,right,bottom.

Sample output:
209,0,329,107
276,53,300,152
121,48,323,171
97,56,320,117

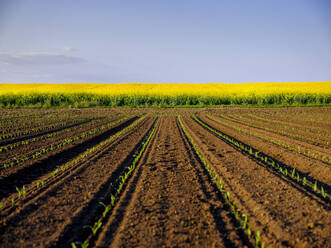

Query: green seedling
234,210,240,220
71,241,89,248
111,194,116,206
303,177,307,186
225,192,231,202
241,214,248,229
255,231,261,247
321,187,326,198
84,220,102,235
99,202,111,217
283,168,288,176
247,226,252,236
16,186,26,199
51,169,58,177
313,181,317,192
291,168,296,178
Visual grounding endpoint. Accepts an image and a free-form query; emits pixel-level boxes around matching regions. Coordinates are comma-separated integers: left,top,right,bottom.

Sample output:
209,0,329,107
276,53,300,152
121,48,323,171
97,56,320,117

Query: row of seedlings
207,115,331,165
0,115,119,153
219,113,330,146
0,115,94,142
0,112,87,135
0,116,149,214
1,115,136,170
71,118,159,248
178,116,264,248
194,115,331,203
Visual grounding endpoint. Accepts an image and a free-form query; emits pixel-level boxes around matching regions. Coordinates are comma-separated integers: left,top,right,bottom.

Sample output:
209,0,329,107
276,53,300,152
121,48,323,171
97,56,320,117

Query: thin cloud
0,52,86,66
63,47,77,52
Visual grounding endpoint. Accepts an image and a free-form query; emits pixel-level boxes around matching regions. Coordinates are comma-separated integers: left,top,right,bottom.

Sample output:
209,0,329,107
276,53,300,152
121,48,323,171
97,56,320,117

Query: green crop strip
178,116,264,248
71,118,159,248
1,116,135,171
0,116,148,214
194,115,331,203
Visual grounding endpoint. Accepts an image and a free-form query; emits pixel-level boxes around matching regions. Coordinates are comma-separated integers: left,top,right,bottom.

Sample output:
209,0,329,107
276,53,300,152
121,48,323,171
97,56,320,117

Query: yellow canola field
0,82,330,97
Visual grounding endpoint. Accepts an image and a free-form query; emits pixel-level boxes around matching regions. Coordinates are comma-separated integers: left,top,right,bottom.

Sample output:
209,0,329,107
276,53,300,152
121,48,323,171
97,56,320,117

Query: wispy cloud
0,52,86,66
63,47,77,52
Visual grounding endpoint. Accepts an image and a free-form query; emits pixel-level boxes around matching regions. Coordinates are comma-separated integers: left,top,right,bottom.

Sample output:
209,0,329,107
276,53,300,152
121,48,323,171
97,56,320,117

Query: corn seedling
16,186,26,199
321,187,326,198
99,202,111,217
84,220,102,236
71,241,89,248
255,231,261,247
241,214,248,229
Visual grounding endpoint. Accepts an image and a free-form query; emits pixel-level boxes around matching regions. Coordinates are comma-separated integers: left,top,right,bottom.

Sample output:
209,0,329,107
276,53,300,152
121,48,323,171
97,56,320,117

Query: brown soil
0,114,119,162
0,108,330,248
0,116,154,248
222,112,331,147
95,116,246,248
198,114,331,186
181,116,331,247
0,116,139,201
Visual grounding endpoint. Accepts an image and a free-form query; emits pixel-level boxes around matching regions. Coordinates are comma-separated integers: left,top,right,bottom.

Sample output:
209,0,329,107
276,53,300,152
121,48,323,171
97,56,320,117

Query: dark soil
0,108,330,248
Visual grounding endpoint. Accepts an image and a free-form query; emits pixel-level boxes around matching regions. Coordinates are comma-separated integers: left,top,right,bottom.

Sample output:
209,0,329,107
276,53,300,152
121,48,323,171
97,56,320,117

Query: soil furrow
0,115,118,162
222,113,331,148
0,117,151,219
213,113,331,157
96,116,247,248
199,114,331,187
0,117,96,147
0,116,139,201
182,116,331,247
195,115,331,203
0,117,155,248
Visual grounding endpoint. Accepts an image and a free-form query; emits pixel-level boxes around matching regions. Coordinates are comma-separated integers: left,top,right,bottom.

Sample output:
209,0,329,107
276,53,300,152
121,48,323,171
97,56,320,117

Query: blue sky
0,0,330,83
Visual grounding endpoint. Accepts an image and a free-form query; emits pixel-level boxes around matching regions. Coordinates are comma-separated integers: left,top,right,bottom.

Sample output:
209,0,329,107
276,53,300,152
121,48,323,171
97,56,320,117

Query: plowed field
0,107,330,248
